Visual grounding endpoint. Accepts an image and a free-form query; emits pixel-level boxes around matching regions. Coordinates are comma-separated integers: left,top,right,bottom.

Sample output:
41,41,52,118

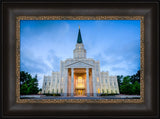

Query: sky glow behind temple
20,20,140,88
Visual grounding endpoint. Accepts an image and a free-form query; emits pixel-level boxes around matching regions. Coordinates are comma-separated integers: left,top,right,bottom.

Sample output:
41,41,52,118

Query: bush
100,93,108,96
44,93,61,96
107,93,118,96
44,93,52,96
100,93,118,96
53,93,61,96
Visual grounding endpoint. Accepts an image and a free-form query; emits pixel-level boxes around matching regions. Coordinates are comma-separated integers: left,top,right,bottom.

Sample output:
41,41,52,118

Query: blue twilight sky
20,20,140,88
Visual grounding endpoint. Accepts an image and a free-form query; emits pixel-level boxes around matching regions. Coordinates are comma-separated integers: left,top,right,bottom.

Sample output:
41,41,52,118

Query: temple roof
77,27,83,43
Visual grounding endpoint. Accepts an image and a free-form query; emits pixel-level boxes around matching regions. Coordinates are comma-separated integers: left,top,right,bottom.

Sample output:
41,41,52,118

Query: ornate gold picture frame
16,16,144,104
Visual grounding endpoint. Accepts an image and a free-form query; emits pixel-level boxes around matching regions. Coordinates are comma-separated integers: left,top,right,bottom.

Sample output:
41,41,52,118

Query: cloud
20,20,140,88
20,47,62,88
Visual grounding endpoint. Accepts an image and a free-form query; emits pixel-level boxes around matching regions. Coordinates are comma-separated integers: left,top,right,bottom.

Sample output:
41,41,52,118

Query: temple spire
77,26,83,43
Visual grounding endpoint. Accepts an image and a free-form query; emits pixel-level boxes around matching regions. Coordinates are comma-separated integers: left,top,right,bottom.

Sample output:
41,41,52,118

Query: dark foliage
20,71,39,95
100,93,118,96
118,70,140,95
44,93,61,96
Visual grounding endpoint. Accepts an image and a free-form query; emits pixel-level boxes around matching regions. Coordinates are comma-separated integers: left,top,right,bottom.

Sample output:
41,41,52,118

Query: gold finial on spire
79,25,80,29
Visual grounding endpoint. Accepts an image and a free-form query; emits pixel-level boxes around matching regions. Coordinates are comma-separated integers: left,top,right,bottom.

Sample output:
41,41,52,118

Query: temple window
97,77,99,82
98,88,100,94
76,77,85,89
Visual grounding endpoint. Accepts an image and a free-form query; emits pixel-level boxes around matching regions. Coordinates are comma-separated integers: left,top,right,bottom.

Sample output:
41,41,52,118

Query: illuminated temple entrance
75,76,85,96
42,27,120,97
67,68,93,97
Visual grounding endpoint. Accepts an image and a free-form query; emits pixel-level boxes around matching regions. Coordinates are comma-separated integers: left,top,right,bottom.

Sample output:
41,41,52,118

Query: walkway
20,95,140,99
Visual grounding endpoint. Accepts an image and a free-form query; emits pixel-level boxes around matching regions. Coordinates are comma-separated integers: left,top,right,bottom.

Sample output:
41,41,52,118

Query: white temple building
42,27,119,97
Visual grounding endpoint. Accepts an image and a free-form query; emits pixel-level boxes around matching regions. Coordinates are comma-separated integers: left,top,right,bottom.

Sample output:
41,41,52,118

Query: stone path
20,95,140,99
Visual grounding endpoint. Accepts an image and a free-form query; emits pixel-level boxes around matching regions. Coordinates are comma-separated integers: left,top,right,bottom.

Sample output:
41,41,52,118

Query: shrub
53,93,61,96
100,93,118,96
44,93,53,96
107,93,118,96
100,93,108,96
44,93,61,96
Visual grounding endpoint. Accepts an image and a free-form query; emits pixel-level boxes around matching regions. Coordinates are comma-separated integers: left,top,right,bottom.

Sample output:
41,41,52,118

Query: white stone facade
42,28,119,96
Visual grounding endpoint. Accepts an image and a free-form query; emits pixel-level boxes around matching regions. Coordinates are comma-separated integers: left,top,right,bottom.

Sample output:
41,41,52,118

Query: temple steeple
77,26,83,43
73,27,86,59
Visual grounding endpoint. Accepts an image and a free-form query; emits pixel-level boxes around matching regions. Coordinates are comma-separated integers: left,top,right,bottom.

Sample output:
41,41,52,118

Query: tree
20,71,39,95
119,70,140,95
20,71,32,86
117,75,123,87
130,70,140,84
39,88,42,91
28,75,39,94
132,81,140,95
20,82,29,95
120,76,133,95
